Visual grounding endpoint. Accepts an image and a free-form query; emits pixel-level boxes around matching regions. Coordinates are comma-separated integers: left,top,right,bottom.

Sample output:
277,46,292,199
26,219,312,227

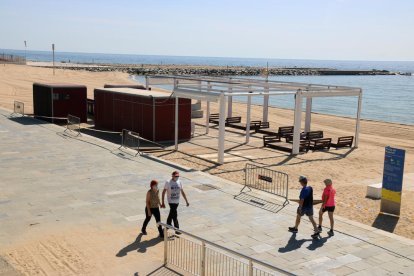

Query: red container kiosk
33,83,87,123
94,88,191,142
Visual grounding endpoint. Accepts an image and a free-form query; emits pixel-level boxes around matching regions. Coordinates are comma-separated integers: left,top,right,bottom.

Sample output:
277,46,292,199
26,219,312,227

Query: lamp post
24,40,27,64
52,43,55,75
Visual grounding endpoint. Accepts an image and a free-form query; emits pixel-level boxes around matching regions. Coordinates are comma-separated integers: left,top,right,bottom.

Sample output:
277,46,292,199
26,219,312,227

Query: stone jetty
35,63,396,76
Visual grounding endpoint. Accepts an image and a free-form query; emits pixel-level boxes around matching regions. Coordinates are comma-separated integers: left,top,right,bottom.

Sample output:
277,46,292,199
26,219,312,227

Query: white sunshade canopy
145,75,363,164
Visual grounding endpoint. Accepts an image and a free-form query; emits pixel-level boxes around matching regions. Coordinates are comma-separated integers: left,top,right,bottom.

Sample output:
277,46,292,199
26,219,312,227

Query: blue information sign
380,146,405,216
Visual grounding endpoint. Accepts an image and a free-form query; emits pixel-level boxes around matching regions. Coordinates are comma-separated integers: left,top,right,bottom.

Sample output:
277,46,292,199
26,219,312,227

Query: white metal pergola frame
146,75,363,164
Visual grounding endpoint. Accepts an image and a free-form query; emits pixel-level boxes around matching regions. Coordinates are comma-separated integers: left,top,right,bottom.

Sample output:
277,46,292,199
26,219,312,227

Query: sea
2,49,414,125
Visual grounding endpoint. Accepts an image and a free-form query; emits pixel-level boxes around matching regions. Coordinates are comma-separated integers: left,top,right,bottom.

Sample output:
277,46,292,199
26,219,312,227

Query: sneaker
175,231,182,235
311,232,320,239
317,225,322,233
327,230,334,236
288,227,298,233
141,229,147,235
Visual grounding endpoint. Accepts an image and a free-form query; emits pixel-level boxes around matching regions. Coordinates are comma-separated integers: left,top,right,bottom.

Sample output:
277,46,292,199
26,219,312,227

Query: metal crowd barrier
158,223,293,276
241,163,289,205
119,129,141,156
65,114,81,136
11,101,25,117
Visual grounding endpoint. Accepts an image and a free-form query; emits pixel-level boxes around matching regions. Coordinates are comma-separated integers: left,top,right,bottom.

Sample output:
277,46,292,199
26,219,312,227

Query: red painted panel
33,83,87,123
93,89,191,142
52,87,87,122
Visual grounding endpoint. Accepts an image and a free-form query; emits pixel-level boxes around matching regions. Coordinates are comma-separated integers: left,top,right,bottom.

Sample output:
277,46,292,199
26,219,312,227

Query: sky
1,0,413,61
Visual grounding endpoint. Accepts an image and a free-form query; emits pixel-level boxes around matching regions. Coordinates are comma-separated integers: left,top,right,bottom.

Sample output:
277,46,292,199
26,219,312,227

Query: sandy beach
0,63,413,242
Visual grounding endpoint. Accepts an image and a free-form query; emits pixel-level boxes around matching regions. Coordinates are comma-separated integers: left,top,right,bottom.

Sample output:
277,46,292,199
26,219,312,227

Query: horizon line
1,47,414,63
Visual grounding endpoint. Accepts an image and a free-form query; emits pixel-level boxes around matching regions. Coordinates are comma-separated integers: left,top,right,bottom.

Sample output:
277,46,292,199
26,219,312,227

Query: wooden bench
208,113,220,124
299,140,311,153
227,120,262,131
309,138,332,151
256,121,270,131
263,135,309,153
306,131,324,140
331,136,354,149
279,126,294,138
225,116,242,126
263,135,281,146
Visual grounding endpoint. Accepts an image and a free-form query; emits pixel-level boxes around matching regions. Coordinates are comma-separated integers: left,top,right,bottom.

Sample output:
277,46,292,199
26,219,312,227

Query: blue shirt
299,186,313,209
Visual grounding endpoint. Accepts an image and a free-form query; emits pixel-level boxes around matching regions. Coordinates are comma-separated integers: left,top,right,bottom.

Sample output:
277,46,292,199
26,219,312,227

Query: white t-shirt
164,179,183,204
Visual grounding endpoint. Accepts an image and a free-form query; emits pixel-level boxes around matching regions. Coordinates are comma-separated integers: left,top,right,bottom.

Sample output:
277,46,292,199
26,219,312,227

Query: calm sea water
2,48,414,72
132,75,414,126
2,49,413,125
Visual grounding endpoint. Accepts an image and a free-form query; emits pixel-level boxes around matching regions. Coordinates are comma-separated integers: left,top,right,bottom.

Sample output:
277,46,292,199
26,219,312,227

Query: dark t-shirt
299,186,313,209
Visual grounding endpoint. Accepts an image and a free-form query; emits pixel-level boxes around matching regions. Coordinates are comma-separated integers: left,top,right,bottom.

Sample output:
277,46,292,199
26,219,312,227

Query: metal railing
159,223,293,276
0,54,26,65
65,114,81,136
241,164,289,205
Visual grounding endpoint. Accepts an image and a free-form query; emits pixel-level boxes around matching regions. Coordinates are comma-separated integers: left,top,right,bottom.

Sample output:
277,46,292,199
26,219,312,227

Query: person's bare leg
294,214,301,228
308,216,318,231
318,208,323,227
328,211,334,230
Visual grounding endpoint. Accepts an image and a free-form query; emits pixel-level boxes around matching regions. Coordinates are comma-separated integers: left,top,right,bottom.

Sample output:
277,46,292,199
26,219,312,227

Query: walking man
289,176,319,235
162,171,189,234
317,179,336,236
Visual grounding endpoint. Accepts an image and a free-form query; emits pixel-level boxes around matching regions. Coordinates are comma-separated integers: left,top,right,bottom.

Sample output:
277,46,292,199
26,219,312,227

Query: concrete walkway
0,108,413,275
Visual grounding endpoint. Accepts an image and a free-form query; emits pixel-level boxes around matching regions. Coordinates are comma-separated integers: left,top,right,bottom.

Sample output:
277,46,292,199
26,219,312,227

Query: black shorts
298,207,313,216
322,206,335,213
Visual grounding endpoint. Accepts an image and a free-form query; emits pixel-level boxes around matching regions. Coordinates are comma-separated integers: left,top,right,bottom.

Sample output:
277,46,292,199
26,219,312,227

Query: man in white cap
289,176,318,235
161,171,189,234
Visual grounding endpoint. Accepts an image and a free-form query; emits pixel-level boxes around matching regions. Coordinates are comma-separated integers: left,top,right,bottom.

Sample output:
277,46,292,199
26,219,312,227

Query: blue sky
1,0,413,61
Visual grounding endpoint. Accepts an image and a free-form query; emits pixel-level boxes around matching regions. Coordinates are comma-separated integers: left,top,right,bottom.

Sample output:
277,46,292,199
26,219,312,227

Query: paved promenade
0,108,413,275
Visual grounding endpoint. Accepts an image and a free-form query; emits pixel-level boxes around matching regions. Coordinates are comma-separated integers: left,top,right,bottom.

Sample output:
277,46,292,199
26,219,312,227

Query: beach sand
0,64,413,240
0,64,136,114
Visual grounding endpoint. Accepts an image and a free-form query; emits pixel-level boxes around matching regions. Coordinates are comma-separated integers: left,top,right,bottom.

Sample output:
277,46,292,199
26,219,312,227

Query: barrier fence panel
243,163,289,205
12,101,25,116
160,223,292,276
65,114,81,136
120,129,140,156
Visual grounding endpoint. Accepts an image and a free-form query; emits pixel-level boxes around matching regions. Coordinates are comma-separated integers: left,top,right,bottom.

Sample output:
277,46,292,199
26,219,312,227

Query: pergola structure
145,75,363,164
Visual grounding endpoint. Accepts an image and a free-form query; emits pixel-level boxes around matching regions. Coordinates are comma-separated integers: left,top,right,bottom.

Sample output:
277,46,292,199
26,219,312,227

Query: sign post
380,146,405,216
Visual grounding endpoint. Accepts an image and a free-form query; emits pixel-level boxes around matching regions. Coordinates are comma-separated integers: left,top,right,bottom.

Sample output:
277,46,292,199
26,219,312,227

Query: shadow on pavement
234,192,286,213
372,213,399,233
278,234,311,253
116,233,162,257
278,233,331,253
145,265,183,276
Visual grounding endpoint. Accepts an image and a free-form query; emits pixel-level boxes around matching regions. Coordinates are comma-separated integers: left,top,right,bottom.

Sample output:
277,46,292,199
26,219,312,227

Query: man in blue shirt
289,176,318,235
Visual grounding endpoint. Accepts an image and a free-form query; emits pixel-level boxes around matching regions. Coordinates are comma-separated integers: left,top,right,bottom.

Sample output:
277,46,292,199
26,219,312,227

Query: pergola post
246,92,252,144
304,97,312,133
205,82,211,134
263,82,269,122
174,79,179,151
354,90,362,148
218,93,226,164
292,90,303,155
